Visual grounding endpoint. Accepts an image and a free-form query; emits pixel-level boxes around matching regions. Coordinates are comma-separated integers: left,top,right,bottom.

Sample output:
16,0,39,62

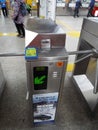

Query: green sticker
26,48,37,57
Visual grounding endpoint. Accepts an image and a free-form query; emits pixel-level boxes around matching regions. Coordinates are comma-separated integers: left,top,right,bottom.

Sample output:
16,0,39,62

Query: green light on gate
33,67,48,90
34,75,46,85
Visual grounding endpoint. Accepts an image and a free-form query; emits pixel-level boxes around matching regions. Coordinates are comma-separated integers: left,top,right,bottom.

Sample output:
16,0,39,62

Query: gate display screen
33,67,48,90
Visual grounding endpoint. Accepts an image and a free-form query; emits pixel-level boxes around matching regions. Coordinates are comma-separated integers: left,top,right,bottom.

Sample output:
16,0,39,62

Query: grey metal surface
26,17,64,33
28,59,67,94
73,41,92,75
0,63,5,97
82,18,98,37
26,48,68,94
80,18,98,49
73,75,98,111
94,59,98,94
73,18,98,111
26,48,68,125
26,48,68,61
25,17,66,48
25,18,68,125
80,30,98,49
0,52,24,57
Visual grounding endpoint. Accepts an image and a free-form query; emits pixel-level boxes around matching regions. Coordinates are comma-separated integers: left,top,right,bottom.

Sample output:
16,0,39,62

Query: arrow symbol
34,75,46,84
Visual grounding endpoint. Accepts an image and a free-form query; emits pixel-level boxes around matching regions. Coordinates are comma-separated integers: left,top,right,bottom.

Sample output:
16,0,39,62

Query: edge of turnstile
72,74,98,113
0,63,6,98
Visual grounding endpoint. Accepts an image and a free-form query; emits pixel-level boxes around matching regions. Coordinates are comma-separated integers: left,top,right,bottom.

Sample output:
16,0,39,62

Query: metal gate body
25,17,68,125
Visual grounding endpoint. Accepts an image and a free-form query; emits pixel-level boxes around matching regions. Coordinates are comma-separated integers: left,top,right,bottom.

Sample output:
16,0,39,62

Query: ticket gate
73,18,98,112
25,18,68,125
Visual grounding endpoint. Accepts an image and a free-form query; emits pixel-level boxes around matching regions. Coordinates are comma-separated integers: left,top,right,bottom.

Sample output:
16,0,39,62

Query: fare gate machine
73,18,98,112
25,17,68,125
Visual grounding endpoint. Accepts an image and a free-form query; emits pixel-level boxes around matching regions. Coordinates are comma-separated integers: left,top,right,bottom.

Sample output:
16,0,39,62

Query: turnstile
25,18,68,125
73,18,98,112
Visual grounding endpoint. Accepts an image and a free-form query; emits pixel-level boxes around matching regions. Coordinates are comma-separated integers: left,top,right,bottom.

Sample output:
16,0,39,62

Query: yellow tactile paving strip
66,63,75,72
56,19,80,37
0,19,80,37
67,31,80,37
0,32,17,36
0,31,80,37
56,19,80,71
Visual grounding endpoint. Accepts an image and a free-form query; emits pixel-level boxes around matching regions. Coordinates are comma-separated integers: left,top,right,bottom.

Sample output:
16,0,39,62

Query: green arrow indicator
34,75,46,84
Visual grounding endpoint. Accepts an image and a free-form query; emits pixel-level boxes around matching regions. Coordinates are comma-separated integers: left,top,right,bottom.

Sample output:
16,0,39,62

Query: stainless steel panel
31,60,67,94
25,18,68,124
0,63,5,97
80,30,98,49
73,75,98,111
26,17,64,34
82,18,98,37
26,48,68,61
26,48,68,94
26,17,66,48
73,18,98,112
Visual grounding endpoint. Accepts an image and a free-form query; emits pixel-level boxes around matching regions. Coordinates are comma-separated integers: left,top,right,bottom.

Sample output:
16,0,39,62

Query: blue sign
25,47,38,60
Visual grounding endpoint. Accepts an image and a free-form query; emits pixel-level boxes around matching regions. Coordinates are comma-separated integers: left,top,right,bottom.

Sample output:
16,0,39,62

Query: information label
25,47,38,59
33,92,59,124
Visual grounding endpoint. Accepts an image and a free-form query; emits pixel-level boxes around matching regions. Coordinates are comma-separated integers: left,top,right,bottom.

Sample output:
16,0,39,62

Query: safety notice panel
33,92,59,124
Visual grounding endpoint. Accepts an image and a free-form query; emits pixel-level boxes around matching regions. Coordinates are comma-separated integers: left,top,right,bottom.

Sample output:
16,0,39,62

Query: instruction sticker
25,47,38,59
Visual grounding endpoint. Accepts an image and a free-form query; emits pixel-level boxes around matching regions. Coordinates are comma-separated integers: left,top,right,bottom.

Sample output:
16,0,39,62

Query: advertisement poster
33,92,59,124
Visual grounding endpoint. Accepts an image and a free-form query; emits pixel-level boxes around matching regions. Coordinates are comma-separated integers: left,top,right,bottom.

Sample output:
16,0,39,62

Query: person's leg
19,23,25,37
14,23,21,36
74,8,77,17
27,9,30,14
5,7,8,17
77,8,79,17
89,7,93,16
87,8,91,17
87,7,93,17
28,9,31,14
1,8,5,16
74,8,79,17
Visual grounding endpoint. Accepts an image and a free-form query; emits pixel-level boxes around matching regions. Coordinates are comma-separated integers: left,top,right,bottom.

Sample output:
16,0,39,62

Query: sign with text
33,92,59,124
25,47,38,59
